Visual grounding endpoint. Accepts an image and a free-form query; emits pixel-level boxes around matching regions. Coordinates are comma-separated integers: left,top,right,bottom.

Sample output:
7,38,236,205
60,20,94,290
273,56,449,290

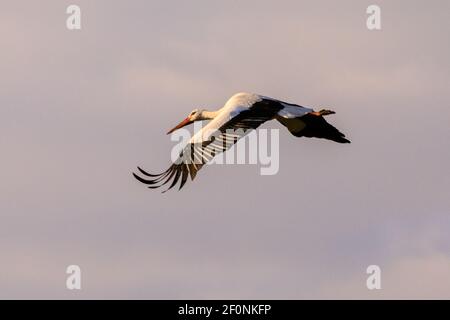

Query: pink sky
0,0,449,298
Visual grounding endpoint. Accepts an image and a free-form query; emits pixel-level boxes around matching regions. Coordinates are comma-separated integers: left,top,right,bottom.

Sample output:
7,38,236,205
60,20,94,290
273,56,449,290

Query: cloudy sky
0,0,449,299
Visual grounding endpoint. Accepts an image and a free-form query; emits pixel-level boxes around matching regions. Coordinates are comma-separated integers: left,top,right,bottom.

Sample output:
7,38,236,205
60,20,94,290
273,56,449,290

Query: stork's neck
200,110,219,120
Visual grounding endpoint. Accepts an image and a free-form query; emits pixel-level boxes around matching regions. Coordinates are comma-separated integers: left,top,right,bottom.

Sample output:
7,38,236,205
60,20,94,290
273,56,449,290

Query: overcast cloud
0,0,449,299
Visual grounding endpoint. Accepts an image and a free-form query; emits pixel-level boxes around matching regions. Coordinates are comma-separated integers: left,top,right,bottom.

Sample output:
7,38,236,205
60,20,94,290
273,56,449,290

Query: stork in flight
133,92,350,192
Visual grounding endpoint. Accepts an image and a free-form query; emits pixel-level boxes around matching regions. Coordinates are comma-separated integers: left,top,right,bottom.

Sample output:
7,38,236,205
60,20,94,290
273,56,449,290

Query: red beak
167,117,193,134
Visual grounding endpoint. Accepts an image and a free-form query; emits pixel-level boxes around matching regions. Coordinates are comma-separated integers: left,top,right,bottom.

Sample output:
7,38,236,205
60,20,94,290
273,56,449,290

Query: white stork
133,92,350,192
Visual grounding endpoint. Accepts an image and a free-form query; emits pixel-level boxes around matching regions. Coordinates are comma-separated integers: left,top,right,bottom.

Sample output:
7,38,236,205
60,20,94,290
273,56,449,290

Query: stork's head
167,109,203,134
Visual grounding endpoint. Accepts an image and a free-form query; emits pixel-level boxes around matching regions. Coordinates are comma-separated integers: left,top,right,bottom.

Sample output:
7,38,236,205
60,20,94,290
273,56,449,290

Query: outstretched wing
133,99,283,192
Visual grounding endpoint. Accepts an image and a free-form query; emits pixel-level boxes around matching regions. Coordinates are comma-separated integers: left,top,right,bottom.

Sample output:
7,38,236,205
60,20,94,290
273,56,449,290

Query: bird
133,92,350,192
